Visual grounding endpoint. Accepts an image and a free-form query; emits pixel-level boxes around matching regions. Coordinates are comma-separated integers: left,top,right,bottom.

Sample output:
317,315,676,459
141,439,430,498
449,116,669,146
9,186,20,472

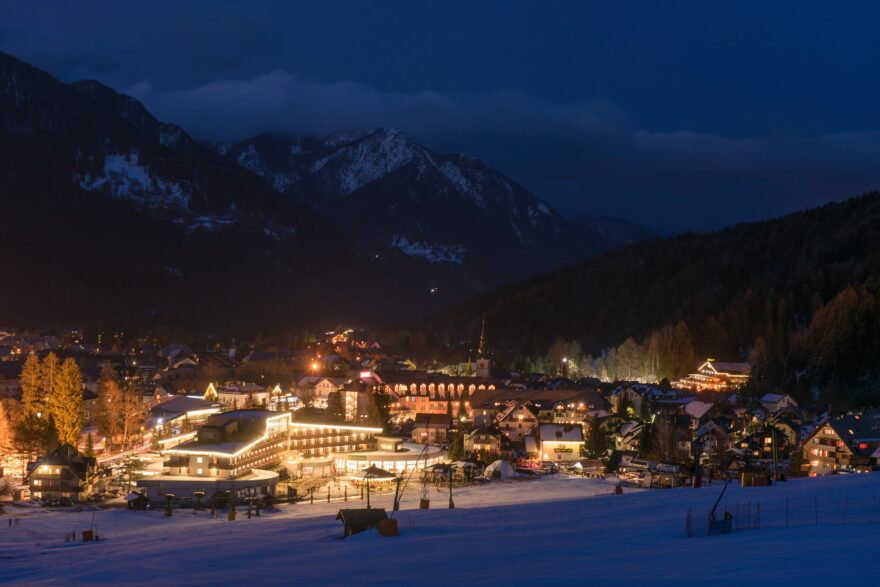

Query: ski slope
2,474,879,585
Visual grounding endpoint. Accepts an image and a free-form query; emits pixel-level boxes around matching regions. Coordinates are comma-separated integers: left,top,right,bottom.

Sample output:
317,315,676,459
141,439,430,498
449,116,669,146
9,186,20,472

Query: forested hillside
423,192,880,407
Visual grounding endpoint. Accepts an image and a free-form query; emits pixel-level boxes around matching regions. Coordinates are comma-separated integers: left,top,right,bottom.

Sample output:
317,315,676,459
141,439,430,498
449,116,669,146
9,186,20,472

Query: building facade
28,445,96,503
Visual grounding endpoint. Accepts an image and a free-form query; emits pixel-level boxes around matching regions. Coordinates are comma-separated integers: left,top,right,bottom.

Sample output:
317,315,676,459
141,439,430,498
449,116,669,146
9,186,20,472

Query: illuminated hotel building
673,359,750,392
138,409,384,499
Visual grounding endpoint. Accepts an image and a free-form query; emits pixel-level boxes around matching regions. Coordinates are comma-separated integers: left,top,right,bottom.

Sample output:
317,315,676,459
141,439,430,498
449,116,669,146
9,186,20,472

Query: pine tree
0,400,12,459
583,423,610,461
96,363,124,446
326,392,345,422
120,383,144,449
13,413,57,466
447,429,465,460
19,352,42,417
366,392,385,425
40,352,60,418
85,432,95,457
637,422,654,458
48,357,83,447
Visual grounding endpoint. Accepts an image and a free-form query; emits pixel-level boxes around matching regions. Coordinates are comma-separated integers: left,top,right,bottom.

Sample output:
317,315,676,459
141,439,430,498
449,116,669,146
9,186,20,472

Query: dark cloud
4,1,880,232
125,71,880,232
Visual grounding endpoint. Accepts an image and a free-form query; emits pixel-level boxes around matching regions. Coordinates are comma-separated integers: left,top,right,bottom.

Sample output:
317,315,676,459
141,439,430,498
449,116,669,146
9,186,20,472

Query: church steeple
475,318,490,378
477,317,487,358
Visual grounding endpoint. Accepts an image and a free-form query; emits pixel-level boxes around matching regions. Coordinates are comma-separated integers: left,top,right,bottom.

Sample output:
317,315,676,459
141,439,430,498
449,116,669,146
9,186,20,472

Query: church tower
475,318,491,378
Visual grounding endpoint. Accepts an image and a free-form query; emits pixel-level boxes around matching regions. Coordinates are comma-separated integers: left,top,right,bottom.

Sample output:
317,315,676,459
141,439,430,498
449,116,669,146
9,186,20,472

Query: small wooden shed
336,508,388,538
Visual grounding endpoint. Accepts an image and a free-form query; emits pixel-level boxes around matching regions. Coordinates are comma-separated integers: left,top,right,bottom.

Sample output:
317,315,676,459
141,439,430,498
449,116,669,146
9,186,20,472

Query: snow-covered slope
3,474,879,585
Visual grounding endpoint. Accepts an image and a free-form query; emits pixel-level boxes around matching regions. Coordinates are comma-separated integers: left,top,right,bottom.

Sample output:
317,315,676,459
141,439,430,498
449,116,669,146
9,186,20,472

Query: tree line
423,191,880,409
0,354,144,470
8,352,83,463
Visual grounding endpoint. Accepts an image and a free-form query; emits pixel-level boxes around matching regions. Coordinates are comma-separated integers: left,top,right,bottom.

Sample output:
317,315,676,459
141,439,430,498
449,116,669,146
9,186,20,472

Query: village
2,323,879,521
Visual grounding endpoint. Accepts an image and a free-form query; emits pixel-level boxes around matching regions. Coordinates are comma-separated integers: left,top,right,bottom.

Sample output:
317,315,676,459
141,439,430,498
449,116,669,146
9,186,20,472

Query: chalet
614,420,644,452
759,393,799,415
464,426,504,455
682,399,716,428
609,385,646,416
547,390,608,425
609,384,678,417
496,402,539,442
767,415,801,448
590,412,628,436
673,359,750,392
802,412,880,475
210,381,271,409
27,445,96,503
737,426,792,461
411,413,452,444
693,420,730,470
296,377,348,408
468,391,503,426
530,424,584,463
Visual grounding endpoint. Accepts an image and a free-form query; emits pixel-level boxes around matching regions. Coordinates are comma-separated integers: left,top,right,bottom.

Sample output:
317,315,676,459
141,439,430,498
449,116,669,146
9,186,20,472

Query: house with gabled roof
496,402,539,441
525,424,584,463
27,445,96,503
760,393,798,415
802,411,880,475
411,413,452,444
464,425,504,456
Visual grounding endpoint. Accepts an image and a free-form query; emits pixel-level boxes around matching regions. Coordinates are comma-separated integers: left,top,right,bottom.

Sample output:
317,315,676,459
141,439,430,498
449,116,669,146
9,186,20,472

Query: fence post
841,496,848,525
344,486,348,502
327,487,331,503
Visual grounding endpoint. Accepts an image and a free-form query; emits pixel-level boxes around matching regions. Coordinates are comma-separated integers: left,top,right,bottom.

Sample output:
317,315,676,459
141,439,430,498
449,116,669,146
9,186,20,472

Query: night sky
4,1,880,232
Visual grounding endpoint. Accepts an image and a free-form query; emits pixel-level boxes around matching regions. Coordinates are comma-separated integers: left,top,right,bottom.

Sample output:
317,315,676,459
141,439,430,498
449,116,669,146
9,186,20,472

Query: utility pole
448,470,455,509
771,427,779,482
393,477,402,512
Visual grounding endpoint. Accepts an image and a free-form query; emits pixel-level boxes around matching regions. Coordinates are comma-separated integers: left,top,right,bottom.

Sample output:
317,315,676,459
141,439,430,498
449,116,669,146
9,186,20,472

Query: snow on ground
2,474,880,586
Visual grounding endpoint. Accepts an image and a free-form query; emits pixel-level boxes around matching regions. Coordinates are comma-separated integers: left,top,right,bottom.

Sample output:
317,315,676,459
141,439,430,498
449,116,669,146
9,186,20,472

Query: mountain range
0,51,647,333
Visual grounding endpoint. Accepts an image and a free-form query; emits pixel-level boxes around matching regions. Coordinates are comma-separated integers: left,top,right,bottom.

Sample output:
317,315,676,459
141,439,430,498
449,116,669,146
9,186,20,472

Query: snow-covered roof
539,424,583,442
684,400,714,420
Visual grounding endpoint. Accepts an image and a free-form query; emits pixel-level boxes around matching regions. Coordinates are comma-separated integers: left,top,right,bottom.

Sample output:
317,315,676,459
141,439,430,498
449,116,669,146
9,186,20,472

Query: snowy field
2,473,880,586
